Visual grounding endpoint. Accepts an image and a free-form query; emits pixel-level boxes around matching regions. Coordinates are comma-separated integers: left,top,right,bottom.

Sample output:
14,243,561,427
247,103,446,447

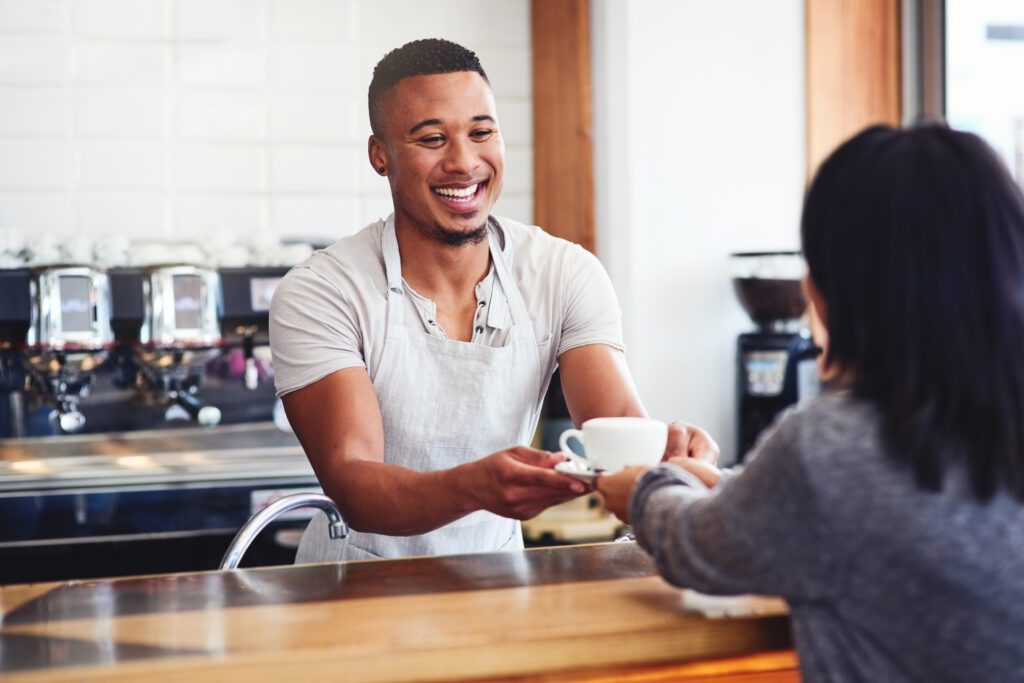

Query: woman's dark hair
368,38,489,136
802,123,1024,500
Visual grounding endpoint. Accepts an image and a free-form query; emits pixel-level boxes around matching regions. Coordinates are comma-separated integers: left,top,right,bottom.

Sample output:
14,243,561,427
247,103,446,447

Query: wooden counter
0,543,798,682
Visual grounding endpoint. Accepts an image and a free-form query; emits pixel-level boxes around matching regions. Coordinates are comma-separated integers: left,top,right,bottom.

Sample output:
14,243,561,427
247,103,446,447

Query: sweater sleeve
629,415,833,601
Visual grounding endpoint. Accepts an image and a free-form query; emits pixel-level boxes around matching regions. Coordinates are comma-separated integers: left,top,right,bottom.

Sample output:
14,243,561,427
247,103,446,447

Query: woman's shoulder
763,389,885,467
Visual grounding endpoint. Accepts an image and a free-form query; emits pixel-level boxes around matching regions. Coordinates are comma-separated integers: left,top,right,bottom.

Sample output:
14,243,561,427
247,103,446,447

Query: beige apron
296,216,543,562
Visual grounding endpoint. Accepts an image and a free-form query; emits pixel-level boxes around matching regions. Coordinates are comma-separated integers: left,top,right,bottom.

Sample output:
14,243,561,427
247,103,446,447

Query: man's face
373,71,504,246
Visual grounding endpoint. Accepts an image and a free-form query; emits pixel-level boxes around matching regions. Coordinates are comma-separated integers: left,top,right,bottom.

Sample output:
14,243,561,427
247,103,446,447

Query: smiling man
270,39,713,563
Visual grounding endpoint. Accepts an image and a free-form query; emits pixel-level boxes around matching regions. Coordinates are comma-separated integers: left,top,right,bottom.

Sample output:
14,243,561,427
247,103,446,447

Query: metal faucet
219,493,348,570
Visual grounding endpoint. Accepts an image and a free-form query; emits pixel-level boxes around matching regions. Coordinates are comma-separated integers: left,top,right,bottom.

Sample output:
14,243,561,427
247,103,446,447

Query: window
945,0,1024,189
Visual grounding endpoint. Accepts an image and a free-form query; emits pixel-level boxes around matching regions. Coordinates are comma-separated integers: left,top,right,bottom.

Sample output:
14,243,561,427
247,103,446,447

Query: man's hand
462,447,587,520
663,421,720,465
595,466,650,524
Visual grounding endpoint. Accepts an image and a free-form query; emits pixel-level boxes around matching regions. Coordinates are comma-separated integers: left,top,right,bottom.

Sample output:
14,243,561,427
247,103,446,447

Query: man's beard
433,220,488,247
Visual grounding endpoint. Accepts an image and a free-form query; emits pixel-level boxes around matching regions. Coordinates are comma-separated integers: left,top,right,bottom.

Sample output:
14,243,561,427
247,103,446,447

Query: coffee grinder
732,252,820,461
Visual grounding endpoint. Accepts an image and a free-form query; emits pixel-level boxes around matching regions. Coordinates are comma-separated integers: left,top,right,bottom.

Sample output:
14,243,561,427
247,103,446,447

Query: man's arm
558,344,646,425
283,367,585,535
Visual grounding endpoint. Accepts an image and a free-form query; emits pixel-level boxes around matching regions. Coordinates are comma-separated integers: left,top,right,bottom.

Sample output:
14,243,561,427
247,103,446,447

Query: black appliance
732,252,820,461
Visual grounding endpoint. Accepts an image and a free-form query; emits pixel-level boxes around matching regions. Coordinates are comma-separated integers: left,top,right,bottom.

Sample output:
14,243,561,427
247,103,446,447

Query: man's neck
394,217,491,301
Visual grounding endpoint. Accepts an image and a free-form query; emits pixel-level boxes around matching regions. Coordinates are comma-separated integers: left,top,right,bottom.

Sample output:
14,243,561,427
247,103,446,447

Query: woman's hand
596,466,651,524
663,421,720,465
672,457,723,488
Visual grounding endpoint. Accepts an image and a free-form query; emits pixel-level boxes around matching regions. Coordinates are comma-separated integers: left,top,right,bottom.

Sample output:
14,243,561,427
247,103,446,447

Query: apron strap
486,219,532,337
381,216,405,328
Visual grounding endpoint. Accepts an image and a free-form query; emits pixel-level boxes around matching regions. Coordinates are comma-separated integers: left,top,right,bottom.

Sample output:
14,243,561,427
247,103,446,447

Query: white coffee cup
558,417,668,473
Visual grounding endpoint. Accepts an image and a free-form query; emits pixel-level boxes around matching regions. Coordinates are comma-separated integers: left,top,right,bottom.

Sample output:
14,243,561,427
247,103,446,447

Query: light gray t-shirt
270,214,625,397
631,390,1024,682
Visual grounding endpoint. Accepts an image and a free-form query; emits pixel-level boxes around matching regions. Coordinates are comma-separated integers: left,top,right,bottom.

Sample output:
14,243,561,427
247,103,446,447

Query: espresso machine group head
0,266,114,434
112,265,225,426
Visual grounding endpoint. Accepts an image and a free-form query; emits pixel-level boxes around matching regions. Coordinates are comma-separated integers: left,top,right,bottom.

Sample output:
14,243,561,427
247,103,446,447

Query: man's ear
368,135,389,176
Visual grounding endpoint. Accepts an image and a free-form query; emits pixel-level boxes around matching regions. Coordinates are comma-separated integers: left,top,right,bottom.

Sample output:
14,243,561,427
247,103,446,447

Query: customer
599,124,1024,682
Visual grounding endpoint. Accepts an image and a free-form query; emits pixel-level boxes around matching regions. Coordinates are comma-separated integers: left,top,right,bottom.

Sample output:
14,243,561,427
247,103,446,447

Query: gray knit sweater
630,390,1024,682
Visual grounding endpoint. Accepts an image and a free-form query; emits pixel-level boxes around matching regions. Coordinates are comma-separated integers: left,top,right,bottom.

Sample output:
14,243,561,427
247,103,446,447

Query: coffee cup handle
558,429,588,466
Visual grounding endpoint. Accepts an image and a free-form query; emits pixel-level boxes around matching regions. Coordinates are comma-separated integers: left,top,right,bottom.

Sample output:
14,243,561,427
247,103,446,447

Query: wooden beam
530,0,595,253
806,0,902,175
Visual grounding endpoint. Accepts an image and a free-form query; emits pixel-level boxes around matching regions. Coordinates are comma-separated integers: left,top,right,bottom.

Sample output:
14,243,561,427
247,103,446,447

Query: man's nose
442,137,478,175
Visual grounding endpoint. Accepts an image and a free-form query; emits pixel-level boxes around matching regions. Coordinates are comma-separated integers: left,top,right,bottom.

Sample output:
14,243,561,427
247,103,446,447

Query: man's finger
505,457,583,491
508,447,562,468
688,428,721,464
663,421,690,461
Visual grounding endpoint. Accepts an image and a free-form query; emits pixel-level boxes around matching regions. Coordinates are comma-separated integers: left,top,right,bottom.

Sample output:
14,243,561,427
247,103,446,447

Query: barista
270,39,716,562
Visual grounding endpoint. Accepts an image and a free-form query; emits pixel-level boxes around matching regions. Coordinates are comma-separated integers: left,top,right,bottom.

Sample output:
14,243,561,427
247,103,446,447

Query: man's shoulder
495,215,588,269
274,219,387,304
317,219,386,269
298,219,386,278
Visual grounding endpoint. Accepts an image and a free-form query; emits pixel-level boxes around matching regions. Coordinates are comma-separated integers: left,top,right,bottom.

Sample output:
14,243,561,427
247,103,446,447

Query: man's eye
420,135,444,146
471,129,494,140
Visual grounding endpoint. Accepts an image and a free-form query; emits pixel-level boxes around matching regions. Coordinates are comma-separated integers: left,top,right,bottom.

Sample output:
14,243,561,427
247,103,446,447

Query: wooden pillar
806,0,903,175
530,0,595,253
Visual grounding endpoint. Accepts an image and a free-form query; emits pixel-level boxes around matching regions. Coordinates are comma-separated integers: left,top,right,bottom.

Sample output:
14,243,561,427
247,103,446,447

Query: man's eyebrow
408,118,442,135
408,115,496,135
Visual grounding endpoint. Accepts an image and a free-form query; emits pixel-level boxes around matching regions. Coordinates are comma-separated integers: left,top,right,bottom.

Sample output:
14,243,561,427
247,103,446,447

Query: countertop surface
0,542,797,682
0,422,312,491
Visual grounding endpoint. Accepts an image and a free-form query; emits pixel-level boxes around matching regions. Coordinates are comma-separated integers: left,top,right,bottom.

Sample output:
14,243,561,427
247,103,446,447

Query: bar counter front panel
0,543,797,682
0,423,319,583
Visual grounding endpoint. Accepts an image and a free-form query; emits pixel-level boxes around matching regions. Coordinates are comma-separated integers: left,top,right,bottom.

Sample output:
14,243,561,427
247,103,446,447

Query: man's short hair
368,38,489,136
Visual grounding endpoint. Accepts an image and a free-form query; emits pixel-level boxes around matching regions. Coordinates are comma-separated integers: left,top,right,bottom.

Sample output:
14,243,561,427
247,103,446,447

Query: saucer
554,460,604,484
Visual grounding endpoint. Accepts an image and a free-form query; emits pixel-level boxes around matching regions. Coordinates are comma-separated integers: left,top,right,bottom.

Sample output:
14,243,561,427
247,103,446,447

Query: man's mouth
432,181,487,208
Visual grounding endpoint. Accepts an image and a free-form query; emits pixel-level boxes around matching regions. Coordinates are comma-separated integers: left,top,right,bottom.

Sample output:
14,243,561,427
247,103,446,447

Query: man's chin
433,218,488,247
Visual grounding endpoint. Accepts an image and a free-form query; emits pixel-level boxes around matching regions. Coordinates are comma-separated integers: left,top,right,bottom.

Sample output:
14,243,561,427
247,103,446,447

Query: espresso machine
0,265,114,436
0,255,321,585
110,264,225,426
732,251,821,461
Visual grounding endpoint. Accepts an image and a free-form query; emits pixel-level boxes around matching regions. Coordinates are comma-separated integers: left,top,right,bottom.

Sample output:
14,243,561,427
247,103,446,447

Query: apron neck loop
381,215,530,329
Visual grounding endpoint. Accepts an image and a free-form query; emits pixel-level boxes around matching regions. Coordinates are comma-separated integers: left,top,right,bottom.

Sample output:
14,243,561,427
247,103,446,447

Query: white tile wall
77,142,165,189
269,145,359,193
270,196,360,238
268,44,355,90
76,192,166,237
174,0,264,43
176,92,265,140
267,0,354,41
175,195,264,235
0,91,67,136
268,93,358,142
176,144,264,192
0,142,68,188
71,0,169,41
176,46,264,88
0,1,67,34
0,0,533,244
74,44,167,86
0,40,68,83
0,192,71,232
74,91,164,137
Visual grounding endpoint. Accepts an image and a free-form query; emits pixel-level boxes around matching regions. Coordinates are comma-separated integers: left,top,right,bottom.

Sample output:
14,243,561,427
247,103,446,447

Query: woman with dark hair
598,124,1024,681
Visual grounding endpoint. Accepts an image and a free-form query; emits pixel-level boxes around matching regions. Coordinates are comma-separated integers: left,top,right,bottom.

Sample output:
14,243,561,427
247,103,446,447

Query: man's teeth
434,184,479,201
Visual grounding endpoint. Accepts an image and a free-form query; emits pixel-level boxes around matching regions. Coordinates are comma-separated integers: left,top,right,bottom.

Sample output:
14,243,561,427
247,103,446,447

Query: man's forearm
321,459,477,535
